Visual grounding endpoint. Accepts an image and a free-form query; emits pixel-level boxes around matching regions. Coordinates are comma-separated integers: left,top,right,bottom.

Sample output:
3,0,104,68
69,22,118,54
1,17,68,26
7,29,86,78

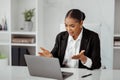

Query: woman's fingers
39,47,53,58
72,55,79,59
38,52,45,56
79,50,85,56
40,47,49,55
72,50,85,59
38,52,42,56
40,47,47,52
40,47,49,53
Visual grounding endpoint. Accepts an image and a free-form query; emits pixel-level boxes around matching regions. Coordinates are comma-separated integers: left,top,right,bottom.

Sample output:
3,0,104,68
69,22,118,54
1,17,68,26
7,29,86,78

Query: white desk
0,66,120,80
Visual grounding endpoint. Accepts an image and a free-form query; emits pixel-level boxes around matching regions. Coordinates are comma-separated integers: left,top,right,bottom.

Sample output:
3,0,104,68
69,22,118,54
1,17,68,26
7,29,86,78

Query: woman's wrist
79,55,87,64
49,53,53,58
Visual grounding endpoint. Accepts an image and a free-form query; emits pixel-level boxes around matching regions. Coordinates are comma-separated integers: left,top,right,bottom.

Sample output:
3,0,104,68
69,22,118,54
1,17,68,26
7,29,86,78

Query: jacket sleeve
51,34,60,58
90,34,101,70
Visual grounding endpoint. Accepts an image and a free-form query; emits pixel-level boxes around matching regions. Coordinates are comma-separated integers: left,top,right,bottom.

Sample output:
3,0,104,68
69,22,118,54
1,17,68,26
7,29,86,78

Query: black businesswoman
39,9,101,70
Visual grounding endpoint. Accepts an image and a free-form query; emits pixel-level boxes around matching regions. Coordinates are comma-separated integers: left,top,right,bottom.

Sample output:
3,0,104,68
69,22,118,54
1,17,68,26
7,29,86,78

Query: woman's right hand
38,47,53,58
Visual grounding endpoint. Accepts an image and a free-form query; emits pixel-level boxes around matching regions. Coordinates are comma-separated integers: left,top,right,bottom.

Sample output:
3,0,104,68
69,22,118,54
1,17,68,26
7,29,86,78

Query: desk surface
0,66,120,80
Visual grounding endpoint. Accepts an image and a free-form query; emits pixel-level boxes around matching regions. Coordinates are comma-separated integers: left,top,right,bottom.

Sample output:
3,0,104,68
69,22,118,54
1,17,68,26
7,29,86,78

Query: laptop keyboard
62,71,73,79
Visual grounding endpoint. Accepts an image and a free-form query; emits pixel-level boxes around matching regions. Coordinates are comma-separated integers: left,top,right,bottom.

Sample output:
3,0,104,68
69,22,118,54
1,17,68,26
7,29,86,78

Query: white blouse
63,29,92,68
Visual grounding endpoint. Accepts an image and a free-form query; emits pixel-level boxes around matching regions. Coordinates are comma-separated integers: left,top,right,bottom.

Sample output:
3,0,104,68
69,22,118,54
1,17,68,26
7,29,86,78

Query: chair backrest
83,23,101,37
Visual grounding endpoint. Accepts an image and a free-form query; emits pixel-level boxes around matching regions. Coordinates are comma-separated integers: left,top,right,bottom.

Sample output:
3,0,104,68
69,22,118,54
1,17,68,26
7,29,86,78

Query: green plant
23,8,35,21
0,53,6,59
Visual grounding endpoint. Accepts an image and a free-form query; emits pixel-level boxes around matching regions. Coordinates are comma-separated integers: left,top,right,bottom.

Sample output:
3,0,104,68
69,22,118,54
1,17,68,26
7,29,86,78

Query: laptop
24,55,73,80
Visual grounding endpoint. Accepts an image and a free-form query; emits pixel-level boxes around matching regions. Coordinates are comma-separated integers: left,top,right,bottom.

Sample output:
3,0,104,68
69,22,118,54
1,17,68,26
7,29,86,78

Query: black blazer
51,27,101,70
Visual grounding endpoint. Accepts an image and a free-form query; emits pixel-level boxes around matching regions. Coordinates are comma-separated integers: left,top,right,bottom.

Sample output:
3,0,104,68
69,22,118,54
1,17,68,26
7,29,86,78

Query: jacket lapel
60,32,69,65
80,27,89,53
79,27,89,68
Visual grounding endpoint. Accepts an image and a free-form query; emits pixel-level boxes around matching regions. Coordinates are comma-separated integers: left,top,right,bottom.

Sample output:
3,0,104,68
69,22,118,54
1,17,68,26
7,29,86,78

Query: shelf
114,34,120,37
0,0,38,66
114,46,120,49
11,31,36,35
11,43,36,47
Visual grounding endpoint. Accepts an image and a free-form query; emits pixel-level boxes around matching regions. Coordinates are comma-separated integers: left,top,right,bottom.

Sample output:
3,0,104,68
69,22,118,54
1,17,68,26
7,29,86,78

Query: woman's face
65,17,83,38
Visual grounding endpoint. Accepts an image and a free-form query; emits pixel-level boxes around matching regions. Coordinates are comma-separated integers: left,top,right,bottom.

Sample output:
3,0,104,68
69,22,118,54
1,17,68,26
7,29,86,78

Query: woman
39,9,101,70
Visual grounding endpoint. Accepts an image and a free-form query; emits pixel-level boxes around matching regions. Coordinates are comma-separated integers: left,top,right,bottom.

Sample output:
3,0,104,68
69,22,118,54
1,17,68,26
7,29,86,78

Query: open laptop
24,55,73,80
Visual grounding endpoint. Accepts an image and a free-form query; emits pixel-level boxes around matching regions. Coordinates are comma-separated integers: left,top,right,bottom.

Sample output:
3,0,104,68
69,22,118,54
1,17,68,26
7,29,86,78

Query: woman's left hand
72,50,87,64
39,47,53,58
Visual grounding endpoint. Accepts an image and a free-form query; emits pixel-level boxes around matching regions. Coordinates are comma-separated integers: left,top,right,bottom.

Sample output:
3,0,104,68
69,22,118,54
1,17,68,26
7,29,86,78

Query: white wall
41,0,114,69
11,0,36,31
37,0,44,52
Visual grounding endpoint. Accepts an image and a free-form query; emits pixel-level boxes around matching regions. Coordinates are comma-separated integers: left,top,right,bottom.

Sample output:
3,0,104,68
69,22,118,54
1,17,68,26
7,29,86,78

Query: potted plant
23,8,35,31
0,53,8,66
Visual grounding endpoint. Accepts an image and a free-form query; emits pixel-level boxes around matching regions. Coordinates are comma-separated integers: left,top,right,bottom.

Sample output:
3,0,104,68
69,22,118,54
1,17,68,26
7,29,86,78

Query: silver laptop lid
25,55,63,80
